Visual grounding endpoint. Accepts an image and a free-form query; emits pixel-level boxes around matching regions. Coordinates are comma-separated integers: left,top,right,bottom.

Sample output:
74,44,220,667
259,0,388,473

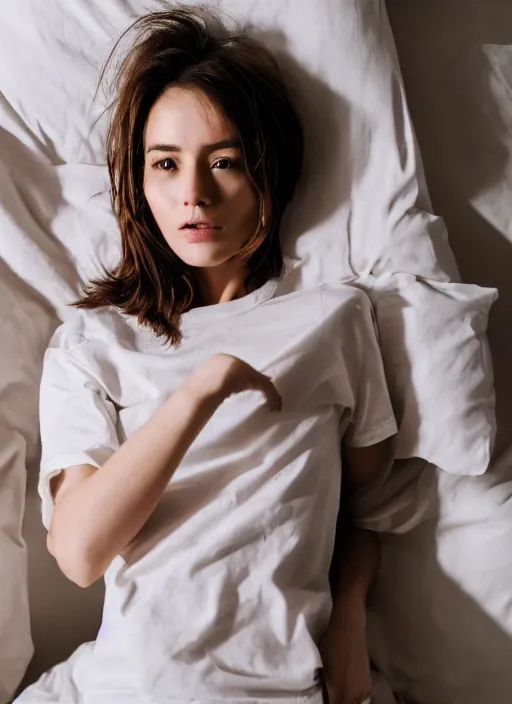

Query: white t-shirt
30,280,397,704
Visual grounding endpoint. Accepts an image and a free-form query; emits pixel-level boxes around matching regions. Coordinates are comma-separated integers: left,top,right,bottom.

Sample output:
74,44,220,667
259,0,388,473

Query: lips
181,221,222,244
179,221,221,230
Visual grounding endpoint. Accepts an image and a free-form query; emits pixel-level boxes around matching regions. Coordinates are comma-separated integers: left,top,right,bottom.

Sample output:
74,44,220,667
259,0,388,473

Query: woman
17,8,396,704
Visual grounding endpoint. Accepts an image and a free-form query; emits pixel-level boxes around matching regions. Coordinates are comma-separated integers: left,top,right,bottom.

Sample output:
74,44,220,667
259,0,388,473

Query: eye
154,158,176,171
212,158,233,170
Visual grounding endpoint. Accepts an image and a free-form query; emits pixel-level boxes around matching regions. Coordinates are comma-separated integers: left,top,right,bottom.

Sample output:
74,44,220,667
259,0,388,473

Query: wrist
182,368,226,407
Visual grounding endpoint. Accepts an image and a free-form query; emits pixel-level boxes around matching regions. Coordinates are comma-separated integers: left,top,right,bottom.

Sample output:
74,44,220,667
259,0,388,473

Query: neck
196,260,247,306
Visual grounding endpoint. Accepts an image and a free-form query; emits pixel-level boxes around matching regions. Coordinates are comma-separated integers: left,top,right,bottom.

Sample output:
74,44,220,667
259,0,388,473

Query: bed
1,1,511,702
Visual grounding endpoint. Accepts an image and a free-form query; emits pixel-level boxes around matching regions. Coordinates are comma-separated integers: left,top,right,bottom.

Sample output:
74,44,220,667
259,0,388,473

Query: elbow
47,530,102,588
344,436,396,491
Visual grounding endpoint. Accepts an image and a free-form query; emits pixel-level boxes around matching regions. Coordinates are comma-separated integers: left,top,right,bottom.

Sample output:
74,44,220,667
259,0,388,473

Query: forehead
144,86,234,146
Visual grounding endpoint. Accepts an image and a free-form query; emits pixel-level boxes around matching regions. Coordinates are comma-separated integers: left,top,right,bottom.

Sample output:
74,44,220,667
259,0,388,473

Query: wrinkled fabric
0,2,509,704
18,282,397,702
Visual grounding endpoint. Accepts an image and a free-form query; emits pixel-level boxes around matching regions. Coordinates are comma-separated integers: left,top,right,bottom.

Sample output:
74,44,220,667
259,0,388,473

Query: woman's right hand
188,353,282,412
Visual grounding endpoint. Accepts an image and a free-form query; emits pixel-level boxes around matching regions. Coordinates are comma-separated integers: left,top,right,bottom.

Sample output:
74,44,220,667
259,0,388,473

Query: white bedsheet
0,1,510,703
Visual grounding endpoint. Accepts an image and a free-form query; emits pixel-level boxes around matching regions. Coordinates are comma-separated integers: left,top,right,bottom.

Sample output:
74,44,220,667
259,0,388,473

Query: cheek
224,179,259,228
143,176,172,227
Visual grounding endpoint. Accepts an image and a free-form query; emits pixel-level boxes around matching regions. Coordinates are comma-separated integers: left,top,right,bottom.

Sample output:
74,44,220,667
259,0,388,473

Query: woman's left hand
318,604,372,704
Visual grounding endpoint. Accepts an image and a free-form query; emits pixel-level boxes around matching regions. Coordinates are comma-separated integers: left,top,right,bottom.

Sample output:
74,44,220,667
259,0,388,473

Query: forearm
320,520,378,704
328,438,394,612
330,522,379,617
50,378,221,585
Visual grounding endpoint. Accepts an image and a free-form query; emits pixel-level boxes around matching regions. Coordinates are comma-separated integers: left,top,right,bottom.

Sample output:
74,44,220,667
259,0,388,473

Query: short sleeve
38,338,120,529
341,291,398,448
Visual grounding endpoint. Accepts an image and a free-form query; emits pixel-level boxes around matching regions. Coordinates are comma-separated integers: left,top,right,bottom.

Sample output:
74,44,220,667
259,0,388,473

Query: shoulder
48,307,140,355
44,307,145,390
266,280,372,330
42,307,142,397
320,282,373,324
265,280,324,319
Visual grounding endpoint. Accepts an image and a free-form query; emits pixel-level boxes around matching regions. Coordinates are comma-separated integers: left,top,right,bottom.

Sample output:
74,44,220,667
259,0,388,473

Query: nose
182,163,214,208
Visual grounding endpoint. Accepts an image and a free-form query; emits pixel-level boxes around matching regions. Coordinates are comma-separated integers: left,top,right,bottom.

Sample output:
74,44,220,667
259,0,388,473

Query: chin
174,244,238,270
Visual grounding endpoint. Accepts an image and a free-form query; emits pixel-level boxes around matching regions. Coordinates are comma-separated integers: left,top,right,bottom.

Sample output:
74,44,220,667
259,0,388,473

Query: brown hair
75,6,303,344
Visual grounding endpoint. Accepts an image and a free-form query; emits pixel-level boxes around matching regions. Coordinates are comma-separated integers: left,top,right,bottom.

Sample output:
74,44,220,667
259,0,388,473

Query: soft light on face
143,87,260,271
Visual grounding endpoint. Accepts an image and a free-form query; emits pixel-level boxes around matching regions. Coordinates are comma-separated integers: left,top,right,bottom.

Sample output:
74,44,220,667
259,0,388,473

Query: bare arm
320,437,395,703
329,437,395,611
47,354,281,588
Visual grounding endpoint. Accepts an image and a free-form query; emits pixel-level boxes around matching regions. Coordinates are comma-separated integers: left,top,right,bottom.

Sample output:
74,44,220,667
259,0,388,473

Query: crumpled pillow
357,272,497,476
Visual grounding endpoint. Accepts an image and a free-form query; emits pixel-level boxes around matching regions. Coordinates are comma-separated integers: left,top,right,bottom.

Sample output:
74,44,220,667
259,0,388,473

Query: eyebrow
145,138,241,154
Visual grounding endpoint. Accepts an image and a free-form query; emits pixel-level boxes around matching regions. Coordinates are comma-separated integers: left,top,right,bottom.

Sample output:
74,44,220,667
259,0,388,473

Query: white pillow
0,0,457,285
358,273,497,476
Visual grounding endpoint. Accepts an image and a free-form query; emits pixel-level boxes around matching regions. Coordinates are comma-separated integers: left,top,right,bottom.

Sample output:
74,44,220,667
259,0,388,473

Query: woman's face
143,86,260,270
